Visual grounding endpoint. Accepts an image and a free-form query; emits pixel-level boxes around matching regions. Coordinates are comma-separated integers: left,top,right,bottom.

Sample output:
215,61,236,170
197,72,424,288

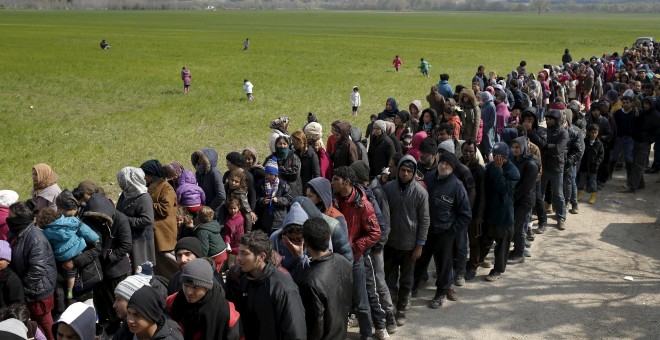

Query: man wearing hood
270,202,309,283
191,148,226,213
383,155,429,325
479,91,497,158
81,193,132,334
508,137,540,263
331,121,359,169
409,100,423,128
535,109,569,233
377,98,399,122
53,302,104,340
415,153,471,309
117,286,183,340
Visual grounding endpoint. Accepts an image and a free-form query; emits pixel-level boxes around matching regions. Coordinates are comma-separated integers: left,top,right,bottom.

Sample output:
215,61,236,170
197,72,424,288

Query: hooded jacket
306,178,349,240
9,223,57,302
406,131,428,162
270,203,309,282
484,157,520,235
52,302,97,340
579,136,605,174
566,124,585,168
176,170,206,207
81,193,132,279
333,185,381,261
512,137,540,209
350,127,369,166
495,99,511,136
522,108,548,151
43,216,99,262
194,221,227,258
192,148,226,211
459,89,481,141
383,155,430,251
409,100,423,126
543,110,570,173
332,122,359,169
480,92,497,155
226,262,307,340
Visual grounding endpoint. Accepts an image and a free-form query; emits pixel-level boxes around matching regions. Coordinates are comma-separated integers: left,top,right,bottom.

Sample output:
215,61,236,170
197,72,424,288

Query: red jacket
333,186,381,261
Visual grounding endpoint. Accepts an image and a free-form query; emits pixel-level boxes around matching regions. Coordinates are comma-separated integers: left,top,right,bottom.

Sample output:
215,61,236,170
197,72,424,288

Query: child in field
225,169,253,232
350,86,361,116
243,79,254,101
176,169,206,214
37,190,100,299
191,206,227,272
578,124,604,205
244,38,250,51
181,67,192,94
100,39,110,50
221,198,244,270
392,55,402,72
418,58,431,77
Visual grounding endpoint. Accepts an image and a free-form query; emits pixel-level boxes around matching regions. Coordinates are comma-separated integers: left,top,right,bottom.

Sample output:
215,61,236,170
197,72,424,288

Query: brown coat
148,178,178,251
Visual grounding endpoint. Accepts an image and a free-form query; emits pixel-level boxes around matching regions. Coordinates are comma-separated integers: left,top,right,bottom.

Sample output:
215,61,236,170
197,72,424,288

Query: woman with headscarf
290,131,320,191
479,91,498,159
330,121,358,169
242,147,266,185
459,89,481,142
31,163,62,213
394,110,414,152
368,120,396,180
377,98,400,121
304,122,333,180
116,167,156,273
269,117,290,154
140,160,178,278
264,136,303,197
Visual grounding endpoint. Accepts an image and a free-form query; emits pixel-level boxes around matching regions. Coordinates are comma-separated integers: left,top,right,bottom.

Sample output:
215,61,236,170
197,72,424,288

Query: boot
577,190,583,201
589,193,597,204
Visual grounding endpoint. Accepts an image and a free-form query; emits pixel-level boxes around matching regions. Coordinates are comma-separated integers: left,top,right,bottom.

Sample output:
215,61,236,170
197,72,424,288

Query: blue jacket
43,216,99,262
437,80,454,100
484,160,520,230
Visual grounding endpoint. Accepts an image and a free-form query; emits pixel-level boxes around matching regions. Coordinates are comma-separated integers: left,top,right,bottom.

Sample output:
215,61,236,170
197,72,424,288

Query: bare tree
530,0,550,14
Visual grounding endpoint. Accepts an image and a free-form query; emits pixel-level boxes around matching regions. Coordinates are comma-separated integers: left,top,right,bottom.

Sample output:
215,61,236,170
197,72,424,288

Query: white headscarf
116,167,148,199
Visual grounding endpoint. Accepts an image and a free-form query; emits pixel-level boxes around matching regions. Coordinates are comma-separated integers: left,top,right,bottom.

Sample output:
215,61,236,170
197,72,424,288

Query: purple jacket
176,170,206,207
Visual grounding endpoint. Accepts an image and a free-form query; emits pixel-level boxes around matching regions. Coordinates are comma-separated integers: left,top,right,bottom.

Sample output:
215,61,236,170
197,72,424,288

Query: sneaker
464,269,477,281
507,256,525,264
446,288,458,301
525,239,531,248
485,270,501,282
534,223,547,234
557,220,566,230
386,312,398,334
523,248,532,257
455,275,465,287
526,230,536,241
429,297,444,309
348,314,358,328
480,260,492,268
569,206,579,214
395,311,406,327
374,329,390,339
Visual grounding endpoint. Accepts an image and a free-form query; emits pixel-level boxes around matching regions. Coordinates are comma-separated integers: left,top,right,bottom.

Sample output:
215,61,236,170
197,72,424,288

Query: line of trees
2,0,660,13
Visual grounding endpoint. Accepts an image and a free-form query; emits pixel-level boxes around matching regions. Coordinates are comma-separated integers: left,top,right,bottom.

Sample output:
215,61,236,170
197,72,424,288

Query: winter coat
460,157,486,221
423,170,472,234
296,146,321,192
222,212,244,256
315,147,333,180
333,185,381,261
332,122,359,169
350,91,361,107
43,216,99,262
459,90,481,141
565,125,585,169
192,148,226,211
176,170,206,207
299,253,353,340
81,193,132,280
377,98,399,121
437,80,454,100
365,180,390,250
579,138,605,174
114,316,184,340
255,179,292,233
480,93,497,156
116,192,156,269
543,111,570,173
226,262,307,340
265,151,303,198
484,160,520,236
633,104,660,143
522,110,548,151
512,137,540,209
148,178,178,252
9,223,57,301
350,127,370,166
194,221,227,257
0,267,24,308
368,134,395,179
383,155,430,251
69,241,104,295
495,101,510,136
0,206,9,241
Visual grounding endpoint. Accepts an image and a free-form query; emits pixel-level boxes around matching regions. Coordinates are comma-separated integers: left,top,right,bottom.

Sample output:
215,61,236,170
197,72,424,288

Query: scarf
32,163,58,192
275,147,290,161
7,216,33,234
116,167,148,199
140,159,164,178
171,283,230,340
263,177,279,215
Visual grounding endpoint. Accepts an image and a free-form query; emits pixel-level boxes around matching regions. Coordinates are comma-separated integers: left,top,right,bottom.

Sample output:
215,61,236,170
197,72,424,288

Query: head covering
128,286,164,324
437,140,455,155
304,122,325,149
136,261,154,280
55,190,78,211
180,258,214,290
283,202,308,229
512,136,530,159
116,167,148,199
226,152,246,168
265,158,279,175
606,89,619,102
307,112,319,123
114,275,150,301
269,117,290,132
480,91,493,103
168,162,184,177
52,302,97,340
242,147,259,165
400,160,416,171
373,120,387,133
350,161,370,183
307,177,333,210
0,240,11,262
492,142,510,157
437,152,458,170
419,137,437,155
32,163,58,191
493,84,505,93
622,89,634,98
396,110,410,122
0,190,19,208
75,180,99,196
0,319,28,340
140,159,164,178
386,98,399,112
175,237,204,259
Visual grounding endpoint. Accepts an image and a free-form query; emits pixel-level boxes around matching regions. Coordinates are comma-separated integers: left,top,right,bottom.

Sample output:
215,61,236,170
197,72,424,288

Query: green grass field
1,10,658,198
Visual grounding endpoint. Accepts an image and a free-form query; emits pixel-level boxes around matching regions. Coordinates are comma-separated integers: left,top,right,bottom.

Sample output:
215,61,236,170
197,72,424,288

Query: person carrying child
37,190,100,300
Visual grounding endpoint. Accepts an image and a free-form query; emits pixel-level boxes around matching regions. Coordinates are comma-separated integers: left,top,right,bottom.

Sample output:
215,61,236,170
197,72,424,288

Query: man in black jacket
299,217,353,340
459,140,487,280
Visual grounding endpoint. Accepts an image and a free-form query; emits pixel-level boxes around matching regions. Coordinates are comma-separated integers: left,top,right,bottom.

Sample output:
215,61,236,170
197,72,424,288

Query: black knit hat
419,137,437,155
175,237,204,259
226,152,246,168
56,190,79,211
396,110,411,122
350,160,370,183
437,152,458,170
128,286,163,324
307,112,319,123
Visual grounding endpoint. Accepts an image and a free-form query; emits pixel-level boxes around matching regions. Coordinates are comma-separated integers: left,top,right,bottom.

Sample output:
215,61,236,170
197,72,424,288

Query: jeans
364,250,393,330
540,171,566,223
414,230,456,295
453,228,468,278
563,164,578,207
577,172,598,193
630,142,650,190
383,246,414,310
611,136,634,164
352,256,373,338
512,205,531,257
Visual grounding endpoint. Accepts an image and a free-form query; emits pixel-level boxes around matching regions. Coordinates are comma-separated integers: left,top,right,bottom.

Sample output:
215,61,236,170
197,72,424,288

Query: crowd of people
0,41,659,340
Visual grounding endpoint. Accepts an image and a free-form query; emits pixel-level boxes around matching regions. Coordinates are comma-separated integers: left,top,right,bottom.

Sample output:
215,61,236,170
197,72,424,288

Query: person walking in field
351,86,361,116
243,79,254,101
100,39,110,50
418,58,431,77
181,67,191,94
244,38,250,51
392,55,402,72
